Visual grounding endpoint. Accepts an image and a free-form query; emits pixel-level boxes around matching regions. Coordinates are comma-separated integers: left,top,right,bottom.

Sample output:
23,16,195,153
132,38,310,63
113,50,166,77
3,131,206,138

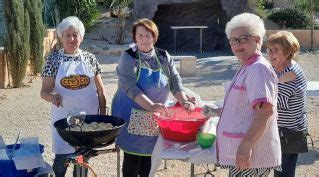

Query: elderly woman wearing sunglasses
216,13,281,176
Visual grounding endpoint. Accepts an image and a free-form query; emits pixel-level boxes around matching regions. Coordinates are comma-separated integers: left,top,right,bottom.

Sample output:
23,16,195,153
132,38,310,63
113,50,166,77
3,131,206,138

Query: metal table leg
74,163,87,177
200,28,203,53
116,146,120,177
191,163,195,177
173,29,177,54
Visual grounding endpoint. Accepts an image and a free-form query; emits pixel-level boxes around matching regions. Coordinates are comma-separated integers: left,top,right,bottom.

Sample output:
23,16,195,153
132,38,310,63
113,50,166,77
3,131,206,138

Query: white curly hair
56,16,85,38
225,13,265,49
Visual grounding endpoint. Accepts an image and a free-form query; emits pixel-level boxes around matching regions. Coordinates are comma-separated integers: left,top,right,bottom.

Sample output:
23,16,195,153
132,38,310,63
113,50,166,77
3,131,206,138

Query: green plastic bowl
197,133,216,148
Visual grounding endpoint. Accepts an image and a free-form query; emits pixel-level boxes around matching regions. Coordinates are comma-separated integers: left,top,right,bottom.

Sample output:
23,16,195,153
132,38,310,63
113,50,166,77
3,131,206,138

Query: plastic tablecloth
150,135,217,176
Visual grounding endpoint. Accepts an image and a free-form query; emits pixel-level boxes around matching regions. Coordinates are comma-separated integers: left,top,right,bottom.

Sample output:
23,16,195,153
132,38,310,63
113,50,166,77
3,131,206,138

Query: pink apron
216,54,281,168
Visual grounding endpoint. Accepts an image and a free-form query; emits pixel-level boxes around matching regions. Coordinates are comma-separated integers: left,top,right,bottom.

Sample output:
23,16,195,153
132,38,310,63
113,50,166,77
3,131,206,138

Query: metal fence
0,0,5,47
43,0,57,28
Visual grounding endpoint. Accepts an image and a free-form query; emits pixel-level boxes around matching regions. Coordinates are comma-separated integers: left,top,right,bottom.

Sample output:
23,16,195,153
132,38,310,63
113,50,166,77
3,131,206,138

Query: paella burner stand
65,142,120,177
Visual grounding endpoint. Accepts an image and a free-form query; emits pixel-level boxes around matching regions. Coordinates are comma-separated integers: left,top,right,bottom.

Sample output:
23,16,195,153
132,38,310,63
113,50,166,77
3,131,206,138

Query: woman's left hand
236,141,253,170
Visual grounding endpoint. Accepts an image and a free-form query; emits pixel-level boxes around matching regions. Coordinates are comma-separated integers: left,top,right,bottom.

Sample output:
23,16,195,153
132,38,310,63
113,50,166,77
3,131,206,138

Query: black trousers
274,153,299,177
122,152,151,177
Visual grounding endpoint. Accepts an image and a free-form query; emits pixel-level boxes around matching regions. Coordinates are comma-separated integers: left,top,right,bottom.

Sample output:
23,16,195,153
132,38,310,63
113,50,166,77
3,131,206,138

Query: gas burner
65,140,120,177
54,114,125,177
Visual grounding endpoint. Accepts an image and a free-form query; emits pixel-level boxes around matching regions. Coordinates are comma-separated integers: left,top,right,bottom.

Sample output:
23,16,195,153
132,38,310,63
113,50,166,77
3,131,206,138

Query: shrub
259,0,275,9
267,7,310,29
56,0,100,29
97,0,112,7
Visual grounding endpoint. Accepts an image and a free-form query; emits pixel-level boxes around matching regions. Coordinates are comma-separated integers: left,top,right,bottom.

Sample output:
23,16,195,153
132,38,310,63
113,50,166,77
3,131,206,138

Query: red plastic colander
154,106,207,142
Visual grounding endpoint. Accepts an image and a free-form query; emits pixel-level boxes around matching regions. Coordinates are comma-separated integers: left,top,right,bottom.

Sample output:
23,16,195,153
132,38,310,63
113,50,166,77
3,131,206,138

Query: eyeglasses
266,48,281,54
63,34,81,40
228,35,253,46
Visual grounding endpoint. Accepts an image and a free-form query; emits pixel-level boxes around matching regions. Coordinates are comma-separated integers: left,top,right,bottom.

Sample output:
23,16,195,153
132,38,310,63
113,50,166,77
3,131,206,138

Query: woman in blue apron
40,16,107,177
112,18,195,177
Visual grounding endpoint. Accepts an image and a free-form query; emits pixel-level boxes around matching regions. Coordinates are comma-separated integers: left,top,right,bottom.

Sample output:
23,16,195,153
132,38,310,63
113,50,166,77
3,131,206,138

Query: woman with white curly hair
40,16,107,177
216,13,282,176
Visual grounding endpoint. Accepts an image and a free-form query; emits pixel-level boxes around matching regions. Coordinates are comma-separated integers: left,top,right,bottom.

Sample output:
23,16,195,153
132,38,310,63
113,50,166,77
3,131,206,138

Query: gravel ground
0,51,318,177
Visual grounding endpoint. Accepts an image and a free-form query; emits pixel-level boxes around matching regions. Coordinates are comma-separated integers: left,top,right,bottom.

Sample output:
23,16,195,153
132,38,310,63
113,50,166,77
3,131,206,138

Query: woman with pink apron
216,13,281,176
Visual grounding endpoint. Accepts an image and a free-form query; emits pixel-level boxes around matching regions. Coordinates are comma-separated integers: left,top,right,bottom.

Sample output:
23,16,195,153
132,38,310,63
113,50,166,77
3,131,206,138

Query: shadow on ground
100,71,118,85
177,51,239,86
298,147,319,166
96,55,120,65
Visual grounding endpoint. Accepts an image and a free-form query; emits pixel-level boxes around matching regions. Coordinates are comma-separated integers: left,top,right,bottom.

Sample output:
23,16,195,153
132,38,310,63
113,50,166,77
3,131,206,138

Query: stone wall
133,0,250,20
133,0,251,52
153,1,228,52
265,30,319,50
43,29,59,59
274,0,294,8
0,29,58,88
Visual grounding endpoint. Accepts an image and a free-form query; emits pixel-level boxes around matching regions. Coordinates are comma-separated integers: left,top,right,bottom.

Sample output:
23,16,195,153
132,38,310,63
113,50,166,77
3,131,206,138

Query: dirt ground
0,51,319,176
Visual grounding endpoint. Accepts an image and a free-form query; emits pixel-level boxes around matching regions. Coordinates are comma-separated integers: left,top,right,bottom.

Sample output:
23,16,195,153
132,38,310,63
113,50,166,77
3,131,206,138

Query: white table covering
149,100,222,176
150,134,217,176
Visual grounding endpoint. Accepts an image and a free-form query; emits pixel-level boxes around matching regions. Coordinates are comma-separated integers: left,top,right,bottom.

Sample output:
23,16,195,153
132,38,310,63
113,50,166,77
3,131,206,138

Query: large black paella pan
54,115,125,148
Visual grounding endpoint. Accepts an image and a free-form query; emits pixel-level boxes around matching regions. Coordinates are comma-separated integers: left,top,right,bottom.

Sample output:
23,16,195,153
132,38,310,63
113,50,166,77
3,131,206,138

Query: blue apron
112,51,169,156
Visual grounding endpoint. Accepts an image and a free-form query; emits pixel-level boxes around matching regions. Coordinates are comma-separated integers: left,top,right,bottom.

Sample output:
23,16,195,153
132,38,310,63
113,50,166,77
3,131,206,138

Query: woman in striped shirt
267,31,308,177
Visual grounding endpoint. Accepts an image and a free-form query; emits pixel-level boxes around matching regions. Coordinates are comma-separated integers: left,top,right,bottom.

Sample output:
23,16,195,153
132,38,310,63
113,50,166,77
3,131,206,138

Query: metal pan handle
98,107,110,115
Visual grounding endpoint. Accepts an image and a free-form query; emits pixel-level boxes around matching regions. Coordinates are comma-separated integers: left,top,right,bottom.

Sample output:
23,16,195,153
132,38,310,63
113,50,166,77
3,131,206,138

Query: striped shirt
277,61,307,131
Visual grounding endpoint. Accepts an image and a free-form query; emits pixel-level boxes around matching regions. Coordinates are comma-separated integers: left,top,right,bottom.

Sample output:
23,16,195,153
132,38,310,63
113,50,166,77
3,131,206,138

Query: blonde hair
225,13,265,50
267,31,300,61
132,18,159,43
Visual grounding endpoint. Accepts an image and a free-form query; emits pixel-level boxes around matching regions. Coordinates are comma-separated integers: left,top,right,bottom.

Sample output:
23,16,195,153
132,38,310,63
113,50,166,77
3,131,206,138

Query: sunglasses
228,35,254,46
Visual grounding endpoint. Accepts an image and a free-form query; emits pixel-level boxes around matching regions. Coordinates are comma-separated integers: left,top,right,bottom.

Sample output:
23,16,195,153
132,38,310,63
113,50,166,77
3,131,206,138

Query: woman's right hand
149,103,168,113
51,93,63,107
182,101,195,113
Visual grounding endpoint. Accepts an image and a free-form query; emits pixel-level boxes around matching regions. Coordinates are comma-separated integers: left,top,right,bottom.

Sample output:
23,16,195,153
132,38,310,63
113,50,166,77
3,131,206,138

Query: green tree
25,0,45,75
56,0,99,28
4,0,30,88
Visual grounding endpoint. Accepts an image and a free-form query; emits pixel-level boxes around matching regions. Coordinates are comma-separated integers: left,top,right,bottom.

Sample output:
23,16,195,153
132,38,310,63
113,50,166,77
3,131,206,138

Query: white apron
51,49,99,154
